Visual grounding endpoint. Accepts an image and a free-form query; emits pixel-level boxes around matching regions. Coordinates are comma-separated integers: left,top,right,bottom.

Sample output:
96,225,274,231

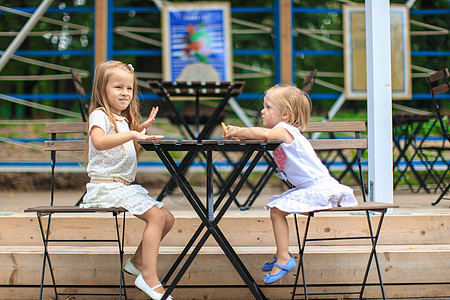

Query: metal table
146,81,246,202
392,113,438,192
139,139,282,300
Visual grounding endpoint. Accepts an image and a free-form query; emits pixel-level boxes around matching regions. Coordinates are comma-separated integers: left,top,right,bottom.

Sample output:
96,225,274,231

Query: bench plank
304,121,366,133
44,140,85,151
310,139,367,150
46,122,86,134
427,67,449,83
44,122,367,135
25,206,126,213
310,202,398,213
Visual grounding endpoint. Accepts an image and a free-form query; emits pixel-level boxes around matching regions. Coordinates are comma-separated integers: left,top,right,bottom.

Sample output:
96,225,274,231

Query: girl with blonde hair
223,84,358,284
82,60,174,299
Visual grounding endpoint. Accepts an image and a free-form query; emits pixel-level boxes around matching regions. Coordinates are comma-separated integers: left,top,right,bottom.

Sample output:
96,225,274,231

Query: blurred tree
0,0,447,119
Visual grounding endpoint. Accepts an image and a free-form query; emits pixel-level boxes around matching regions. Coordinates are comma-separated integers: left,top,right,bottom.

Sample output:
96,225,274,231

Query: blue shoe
263,256,296,284
261,255,277,271
261,253,292,271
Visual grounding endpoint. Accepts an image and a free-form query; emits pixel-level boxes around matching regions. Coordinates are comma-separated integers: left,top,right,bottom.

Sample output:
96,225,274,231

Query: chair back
45,122,87,206
426,68,449,143
302,68,318,95
70,68,88,122
303,121,368,201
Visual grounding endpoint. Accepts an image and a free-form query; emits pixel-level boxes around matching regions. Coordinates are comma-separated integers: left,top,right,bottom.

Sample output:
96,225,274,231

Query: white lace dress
81,109,163,215
265,122,358,213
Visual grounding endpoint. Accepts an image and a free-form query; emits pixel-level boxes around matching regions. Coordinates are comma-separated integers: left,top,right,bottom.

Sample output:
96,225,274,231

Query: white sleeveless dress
265,122,358,213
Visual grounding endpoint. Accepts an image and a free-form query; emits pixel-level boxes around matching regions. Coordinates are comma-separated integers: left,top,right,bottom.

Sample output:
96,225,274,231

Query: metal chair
301,68,317,94
290,122,397,300
70,68,89,122
422,68,450,205
25,122,127,299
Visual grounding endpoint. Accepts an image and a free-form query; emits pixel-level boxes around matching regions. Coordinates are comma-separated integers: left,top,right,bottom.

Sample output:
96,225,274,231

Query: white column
365,0,393,204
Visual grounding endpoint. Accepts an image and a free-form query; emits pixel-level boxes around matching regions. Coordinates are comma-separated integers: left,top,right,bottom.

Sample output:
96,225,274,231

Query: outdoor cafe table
139,139,282,300
392,113,439,192
146,80,245,202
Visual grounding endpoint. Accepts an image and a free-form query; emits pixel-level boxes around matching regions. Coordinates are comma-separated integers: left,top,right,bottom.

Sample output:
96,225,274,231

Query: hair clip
127,64,134,71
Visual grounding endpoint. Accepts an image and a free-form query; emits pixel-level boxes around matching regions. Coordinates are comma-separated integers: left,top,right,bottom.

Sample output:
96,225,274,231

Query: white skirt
81,182,163,215
265,176,358,214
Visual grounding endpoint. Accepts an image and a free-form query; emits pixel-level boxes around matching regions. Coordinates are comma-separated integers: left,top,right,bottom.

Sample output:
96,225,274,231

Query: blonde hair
84,61,141,161
265,84,311,130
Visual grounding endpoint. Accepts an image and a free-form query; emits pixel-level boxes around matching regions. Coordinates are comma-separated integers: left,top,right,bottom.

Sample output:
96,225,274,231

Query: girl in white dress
223,84,358,284
81,60,174,300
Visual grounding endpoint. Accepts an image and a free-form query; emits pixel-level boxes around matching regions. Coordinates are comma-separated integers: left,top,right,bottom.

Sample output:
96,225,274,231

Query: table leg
155,146,268,299
205,148,267,299
209,225,267,300
207,150,214,221
157,149,231,201
161,150,255,285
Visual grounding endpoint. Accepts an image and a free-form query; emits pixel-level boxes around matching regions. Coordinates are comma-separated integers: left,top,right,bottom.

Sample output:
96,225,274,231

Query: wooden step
1,285,449,300
2,211,449,246
2,210,449,298
1,244,449,299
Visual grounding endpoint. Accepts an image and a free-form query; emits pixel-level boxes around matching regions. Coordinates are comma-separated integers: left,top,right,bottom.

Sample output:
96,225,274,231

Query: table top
393,113,437,124
146,80,245,98
139,139,282,152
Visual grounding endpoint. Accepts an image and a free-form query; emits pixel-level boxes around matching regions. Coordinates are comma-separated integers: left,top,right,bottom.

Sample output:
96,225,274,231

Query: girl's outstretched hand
134,128,164,140
140,106,159,130
222,123,240,140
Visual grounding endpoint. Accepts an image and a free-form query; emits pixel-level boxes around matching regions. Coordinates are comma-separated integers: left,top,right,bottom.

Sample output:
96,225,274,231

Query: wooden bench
288,121,398,300
24,122,127,300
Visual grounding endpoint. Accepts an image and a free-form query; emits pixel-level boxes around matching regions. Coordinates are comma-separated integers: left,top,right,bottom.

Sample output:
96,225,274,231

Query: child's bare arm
224,125,293,143
90,126,164,151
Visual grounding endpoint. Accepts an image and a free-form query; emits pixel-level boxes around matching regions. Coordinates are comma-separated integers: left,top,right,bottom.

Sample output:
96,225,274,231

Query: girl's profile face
261,94,286,128
105,68,134,115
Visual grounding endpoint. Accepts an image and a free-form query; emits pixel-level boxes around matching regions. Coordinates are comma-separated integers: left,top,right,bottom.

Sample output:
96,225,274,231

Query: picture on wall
162,2,232,82
343,4,412,99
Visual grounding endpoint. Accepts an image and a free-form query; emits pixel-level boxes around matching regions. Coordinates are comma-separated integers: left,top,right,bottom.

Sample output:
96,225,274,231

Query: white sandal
135,274,173,300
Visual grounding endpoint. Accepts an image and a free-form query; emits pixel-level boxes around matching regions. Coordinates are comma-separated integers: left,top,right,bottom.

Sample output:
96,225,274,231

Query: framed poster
343,5,411,99
162,2,232,82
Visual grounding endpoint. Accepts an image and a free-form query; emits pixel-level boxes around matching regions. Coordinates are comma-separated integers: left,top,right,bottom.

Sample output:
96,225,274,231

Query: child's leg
131,207,174,270
269,207,290,275
134,206,174,293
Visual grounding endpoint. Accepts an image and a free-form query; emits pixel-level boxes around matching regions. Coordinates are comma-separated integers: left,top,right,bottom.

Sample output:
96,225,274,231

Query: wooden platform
0,188,449,299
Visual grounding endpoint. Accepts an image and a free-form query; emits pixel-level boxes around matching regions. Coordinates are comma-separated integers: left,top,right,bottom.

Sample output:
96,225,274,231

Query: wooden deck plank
1,245,449,299
1,285,449,300
2,213,449,246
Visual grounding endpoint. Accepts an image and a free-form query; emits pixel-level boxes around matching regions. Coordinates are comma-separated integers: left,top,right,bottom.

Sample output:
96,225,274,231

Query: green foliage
0,0,448,119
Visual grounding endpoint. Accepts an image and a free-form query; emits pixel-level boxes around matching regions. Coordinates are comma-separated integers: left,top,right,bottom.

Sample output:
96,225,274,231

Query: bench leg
291,214,311,300
114,212,127,299
37,213,58,299
432,182,450,206
36,211,128,299
359,210,387,300
292,209,388,300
